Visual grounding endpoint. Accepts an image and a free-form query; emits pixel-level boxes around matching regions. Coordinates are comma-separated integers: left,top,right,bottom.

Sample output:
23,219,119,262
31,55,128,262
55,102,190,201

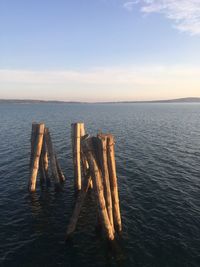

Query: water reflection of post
29,191,53,234
29,192,42,217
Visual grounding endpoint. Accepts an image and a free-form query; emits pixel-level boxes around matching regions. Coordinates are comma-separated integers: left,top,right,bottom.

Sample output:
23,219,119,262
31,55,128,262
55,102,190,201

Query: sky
0,0,200,102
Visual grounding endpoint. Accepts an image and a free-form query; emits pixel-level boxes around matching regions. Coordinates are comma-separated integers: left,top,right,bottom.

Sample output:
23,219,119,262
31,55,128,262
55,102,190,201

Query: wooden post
45,128,61,190
29,123,45,192
42,135,50,185
107,135,122,233
39,136,49,185
66,170,92,240
79,122,85,137
30,122,38,168
39,154,46,185
97,134,114,232
80,123,93,189
82,136,115,241
55,154,65,182
71,123,81,191
79,123,87,176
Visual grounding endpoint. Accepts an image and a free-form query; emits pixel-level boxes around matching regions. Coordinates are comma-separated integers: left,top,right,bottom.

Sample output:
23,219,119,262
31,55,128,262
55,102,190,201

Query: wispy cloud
123,0,200,35
123,1,139,11
0,66,200,101
1,65,200,85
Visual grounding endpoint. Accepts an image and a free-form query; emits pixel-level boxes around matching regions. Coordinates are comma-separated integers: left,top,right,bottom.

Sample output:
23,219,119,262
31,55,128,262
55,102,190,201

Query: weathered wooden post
107,135,122,233
82,136,115,241
80,123,87,177
79,122,85,137
39,131,49,185
80,123,93,189
39,155,46,185
97,134,114,232
30,122,38,167
29,123,45,192
66,170,92,240
55,154,65,182
45,128,61,190
42,134,50,185
71,123,82,191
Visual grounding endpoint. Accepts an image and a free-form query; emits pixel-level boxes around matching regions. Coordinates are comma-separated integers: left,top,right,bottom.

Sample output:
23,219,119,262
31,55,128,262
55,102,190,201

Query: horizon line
1,97,200,104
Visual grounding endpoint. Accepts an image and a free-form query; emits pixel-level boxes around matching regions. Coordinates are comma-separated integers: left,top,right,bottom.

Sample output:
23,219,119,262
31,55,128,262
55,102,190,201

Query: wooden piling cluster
67,125,122,242
28,121,122,242
29,123,65,192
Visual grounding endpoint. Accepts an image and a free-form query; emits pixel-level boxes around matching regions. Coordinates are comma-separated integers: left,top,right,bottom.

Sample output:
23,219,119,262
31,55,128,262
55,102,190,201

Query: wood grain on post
71,123,81,191
97,134,114,232
82,136,115,241
66,171,92,240
29,123,45,192
107,135,122,233
45,128,60,190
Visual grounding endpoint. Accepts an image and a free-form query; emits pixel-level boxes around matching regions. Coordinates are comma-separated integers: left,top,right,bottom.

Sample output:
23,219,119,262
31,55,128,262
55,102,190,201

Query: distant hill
147,97,200,103
0,99,46,104
0,97,200,104
99,97,200,104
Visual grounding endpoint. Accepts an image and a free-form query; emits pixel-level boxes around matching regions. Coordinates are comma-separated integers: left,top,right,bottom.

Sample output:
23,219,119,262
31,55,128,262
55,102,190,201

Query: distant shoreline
0,97,200,104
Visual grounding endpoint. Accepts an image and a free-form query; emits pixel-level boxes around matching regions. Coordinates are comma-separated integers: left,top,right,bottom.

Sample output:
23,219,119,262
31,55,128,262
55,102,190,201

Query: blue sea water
0,103,200,267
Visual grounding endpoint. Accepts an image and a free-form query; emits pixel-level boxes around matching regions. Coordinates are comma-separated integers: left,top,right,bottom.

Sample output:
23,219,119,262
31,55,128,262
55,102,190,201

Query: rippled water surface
0,103,200,267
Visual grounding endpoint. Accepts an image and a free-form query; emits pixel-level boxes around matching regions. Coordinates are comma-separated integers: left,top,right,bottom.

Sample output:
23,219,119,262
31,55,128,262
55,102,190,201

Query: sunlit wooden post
107,135,122,233
71,123,81,191
29,123,45,192
82,136,115,241
97,134,114,232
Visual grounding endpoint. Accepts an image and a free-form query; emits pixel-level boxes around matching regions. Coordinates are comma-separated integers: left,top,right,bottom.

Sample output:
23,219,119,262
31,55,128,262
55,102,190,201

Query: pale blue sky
0,0,200,101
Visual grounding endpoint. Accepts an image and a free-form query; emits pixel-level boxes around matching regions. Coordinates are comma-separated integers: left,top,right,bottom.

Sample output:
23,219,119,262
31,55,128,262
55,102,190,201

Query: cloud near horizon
123,0,200,35
0,66,200,101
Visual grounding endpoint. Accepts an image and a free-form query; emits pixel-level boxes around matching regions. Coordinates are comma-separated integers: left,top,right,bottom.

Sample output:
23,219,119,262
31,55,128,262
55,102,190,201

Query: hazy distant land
0,97,200,104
